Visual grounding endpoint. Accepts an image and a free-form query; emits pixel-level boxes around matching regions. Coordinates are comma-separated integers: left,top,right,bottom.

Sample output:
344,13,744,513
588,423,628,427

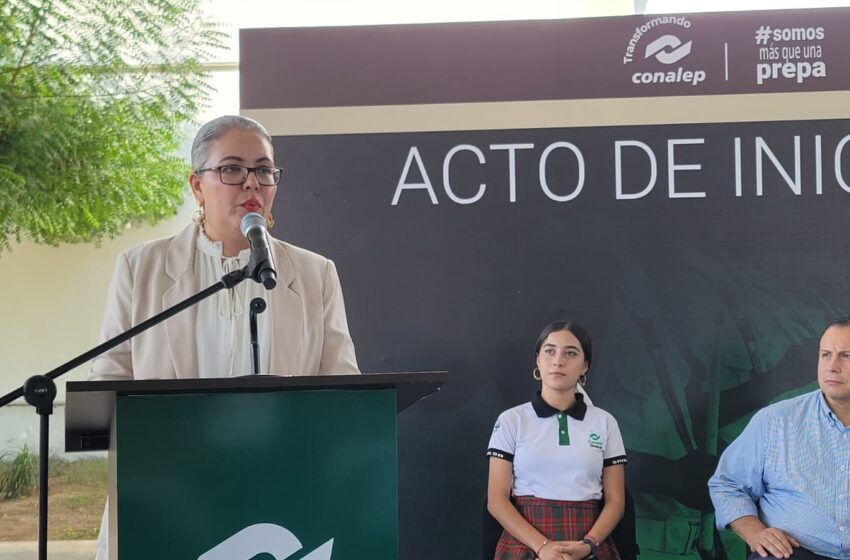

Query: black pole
38,413,48,560
249,297,267,375
22,374,56,560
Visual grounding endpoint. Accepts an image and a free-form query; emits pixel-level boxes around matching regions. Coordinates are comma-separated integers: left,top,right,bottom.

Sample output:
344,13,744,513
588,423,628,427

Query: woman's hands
537,540,593,560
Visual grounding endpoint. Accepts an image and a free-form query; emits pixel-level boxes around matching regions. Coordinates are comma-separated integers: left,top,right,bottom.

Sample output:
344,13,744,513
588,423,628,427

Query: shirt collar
818,390,850,431
196,225,251,262
532,391,587,421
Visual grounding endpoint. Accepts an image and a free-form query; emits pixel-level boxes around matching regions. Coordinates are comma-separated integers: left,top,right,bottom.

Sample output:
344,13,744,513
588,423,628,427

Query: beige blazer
90,224,359,380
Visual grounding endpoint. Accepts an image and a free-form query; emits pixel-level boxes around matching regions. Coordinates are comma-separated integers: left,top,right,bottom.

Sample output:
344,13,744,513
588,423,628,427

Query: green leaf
0,0,224,251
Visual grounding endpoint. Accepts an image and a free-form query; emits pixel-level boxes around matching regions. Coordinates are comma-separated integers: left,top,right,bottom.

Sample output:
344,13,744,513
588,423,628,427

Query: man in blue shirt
709,317,850,560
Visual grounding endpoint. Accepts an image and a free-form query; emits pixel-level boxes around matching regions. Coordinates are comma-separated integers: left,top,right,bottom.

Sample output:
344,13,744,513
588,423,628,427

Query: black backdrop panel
271,119,850,558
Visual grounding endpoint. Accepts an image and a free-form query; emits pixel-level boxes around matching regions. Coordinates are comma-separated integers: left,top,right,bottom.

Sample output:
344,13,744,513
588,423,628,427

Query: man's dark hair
822,316,850,338
826,316,850,328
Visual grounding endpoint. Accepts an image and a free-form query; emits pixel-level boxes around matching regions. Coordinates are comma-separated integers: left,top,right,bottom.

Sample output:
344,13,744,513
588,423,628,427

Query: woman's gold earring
532,367,541,381
267,214,275,228
192,205,205,226
579,373,587,386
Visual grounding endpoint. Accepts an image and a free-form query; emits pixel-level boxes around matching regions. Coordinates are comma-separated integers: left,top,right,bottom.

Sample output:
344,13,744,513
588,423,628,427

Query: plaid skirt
494,496,621,560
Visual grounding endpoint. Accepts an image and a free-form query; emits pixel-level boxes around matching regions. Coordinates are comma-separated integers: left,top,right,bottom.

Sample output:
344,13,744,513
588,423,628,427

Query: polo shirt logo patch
588,432,603,449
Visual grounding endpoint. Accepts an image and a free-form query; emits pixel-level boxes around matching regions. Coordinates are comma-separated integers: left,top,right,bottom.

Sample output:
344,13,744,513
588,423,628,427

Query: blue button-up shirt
708,390,850,559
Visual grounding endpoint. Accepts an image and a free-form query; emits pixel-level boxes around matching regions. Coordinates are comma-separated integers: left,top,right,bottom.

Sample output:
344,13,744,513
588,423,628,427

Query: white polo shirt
487,392,627,501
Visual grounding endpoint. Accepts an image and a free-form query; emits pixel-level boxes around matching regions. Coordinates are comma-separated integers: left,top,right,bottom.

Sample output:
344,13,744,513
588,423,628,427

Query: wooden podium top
64,371,447,452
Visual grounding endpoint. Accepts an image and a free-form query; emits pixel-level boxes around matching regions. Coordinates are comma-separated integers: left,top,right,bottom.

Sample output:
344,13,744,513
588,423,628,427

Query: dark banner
241,9,850,560
270,119,850,559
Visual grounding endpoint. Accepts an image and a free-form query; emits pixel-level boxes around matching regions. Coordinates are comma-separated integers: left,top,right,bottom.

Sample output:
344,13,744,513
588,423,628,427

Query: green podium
65,372,446,560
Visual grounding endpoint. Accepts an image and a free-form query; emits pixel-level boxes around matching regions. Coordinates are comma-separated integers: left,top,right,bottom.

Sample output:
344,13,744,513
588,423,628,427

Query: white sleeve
318,259,359,374
89,252,134,381
603,413,627,467
486,410,518,461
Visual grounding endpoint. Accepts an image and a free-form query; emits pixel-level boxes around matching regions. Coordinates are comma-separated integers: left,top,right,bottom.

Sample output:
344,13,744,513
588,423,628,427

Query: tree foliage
0,0,225,251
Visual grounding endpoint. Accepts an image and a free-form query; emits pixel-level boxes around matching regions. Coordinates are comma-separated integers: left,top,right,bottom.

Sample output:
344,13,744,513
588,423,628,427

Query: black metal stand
0,265,252,559
249,297,267,375
22,375,56,560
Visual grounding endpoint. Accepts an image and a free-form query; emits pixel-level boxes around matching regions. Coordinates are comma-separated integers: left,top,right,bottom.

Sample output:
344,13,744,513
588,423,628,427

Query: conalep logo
644,35,692,65
622,16,706,86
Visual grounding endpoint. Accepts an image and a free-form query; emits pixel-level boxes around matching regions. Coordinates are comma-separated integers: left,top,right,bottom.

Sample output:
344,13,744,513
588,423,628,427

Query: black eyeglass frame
195,165,283,186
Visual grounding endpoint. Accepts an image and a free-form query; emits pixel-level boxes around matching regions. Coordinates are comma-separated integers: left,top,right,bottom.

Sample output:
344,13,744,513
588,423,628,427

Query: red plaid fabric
493,496,621,560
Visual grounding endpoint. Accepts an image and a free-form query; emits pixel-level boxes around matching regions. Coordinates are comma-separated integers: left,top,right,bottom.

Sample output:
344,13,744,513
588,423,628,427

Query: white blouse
194,228,272,377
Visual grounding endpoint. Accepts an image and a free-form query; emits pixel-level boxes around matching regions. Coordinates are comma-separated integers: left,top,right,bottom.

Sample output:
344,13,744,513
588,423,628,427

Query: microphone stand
0,266,251,560
249,297,267,375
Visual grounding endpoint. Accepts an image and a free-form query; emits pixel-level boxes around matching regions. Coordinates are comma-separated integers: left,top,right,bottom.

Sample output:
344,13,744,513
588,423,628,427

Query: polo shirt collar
532,391,587,421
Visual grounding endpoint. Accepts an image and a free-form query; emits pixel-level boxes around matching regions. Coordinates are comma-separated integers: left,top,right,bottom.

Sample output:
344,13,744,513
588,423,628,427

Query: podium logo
199,523,334,560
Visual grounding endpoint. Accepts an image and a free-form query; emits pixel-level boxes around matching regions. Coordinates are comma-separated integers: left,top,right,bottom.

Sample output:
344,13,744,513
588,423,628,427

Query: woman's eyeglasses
195,165,283,186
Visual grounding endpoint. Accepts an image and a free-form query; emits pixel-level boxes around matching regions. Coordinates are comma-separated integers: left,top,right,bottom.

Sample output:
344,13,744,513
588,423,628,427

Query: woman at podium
486,321,626,560
89,115,360,560
89,114,360,381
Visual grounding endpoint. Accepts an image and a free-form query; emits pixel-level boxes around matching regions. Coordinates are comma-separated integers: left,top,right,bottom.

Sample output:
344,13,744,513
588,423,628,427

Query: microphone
239,212,277,290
